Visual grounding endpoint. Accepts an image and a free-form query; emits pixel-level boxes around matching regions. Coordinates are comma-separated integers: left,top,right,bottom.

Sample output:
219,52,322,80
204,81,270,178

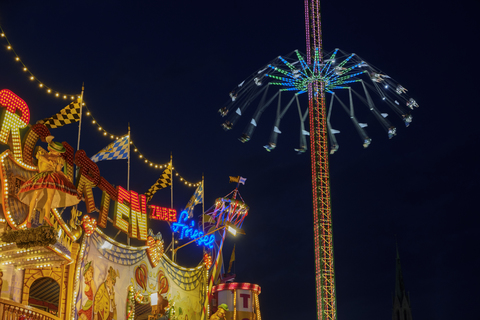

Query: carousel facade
0,89,261,320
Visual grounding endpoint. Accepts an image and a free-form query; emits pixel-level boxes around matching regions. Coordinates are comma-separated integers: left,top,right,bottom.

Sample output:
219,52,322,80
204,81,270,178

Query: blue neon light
171,211,215,249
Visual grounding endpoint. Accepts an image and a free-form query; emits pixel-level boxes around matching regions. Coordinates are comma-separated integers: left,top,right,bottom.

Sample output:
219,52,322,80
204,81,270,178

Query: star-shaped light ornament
203,253,213,269
82,215,97,236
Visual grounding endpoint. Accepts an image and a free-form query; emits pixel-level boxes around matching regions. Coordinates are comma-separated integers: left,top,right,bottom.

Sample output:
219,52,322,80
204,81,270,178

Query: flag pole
127,123,131,191
171,153,175,262
127,123,131,246
76,83,84,152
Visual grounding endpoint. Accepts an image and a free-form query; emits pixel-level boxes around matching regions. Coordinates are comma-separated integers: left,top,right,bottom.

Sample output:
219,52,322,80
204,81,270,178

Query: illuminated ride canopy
219,48,419,154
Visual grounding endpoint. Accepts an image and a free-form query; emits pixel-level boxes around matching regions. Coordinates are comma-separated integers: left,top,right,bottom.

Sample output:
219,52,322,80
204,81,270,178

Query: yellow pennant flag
227,245,235,273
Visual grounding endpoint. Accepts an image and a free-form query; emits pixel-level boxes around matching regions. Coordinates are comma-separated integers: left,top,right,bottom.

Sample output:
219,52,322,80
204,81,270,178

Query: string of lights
0,25,200,187
85,107,200,186
0,26,79,99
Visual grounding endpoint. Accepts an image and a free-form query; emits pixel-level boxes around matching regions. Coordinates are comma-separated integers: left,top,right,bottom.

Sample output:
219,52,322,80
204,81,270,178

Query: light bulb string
0,25,200,187
1,25,80,99
83,105,201,187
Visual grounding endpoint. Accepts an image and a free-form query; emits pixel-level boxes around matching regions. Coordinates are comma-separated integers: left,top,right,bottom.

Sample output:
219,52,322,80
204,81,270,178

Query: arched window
28,277,60,316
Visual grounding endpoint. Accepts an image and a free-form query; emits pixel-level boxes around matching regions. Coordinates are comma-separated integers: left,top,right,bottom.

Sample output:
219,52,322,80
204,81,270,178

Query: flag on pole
145,164,172,202
37,98,82,128
227,244,235,273
91,135,129,163
229,176,246,185
184,181,204,218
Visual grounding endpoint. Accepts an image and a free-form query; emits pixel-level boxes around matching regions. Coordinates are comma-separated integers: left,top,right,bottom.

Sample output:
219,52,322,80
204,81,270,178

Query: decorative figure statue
69,207,84,239
78,261,96,320
94,266,119,320
17,136,80,227
209,304,229,320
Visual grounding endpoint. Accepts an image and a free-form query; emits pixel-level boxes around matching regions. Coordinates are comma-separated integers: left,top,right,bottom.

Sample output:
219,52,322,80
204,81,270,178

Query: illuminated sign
171,211,215,248
150,206,177,222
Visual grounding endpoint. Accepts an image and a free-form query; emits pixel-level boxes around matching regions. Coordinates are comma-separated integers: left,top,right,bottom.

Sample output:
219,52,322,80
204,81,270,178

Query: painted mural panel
74,232,205,320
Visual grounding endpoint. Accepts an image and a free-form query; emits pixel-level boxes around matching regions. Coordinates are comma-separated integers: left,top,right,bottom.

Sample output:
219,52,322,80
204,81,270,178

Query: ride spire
304,1,337,320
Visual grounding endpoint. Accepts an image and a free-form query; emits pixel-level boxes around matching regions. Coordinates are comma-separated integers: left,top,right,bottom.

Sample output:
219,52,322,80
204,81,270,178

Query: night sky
0,1,479,319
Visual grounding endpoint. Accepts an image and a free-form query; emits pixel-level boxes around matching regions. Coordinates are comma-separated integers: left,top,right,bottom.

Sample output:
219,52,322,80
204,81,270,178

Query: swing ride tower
304,1,337,319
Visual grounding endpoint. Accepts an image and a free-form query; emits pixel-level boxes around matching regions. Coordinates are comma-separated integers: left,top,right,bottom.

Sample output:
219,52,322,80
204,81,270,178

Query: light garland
0,26,79,99
0,25,201,187
81,106,201,186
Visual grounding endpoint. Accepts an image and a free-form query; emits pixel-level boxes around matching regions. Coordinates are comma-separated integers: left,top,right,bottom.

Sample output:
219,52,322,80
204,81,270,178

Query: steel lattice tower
304,1,337,319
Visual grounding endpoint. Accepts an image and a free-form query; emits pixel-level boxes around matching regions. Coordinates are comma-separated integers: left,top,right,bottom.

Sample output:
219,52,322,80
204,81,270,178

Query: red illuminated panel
0,89,30,124
150,206,177,222
117,185,130,205
114,186,130,233
97,177,117,228
169,208,177,222
129,190,148,240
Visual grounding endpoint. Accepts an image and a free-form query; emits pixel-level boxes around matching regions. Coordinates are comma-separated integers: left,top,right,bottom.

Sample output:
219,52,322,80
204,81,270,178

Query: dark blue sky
0,0,479,319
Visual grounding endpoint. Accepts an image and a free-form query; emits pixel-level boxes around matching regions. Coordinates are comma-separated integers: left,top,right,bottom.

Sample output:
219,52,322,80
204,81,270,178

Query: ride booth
210,283,261,320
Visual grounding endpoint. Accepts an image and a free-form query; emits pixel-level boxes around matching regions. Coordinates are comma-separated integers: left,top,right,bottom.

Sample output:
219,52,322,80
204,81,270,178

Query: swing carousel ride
219,48,419,154
218,1,418,320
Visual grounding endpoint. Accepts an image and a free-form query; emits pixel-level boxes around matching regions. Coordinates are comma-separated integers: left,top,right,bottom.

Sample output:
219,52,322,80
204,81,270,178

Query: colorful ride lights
171,211,215,249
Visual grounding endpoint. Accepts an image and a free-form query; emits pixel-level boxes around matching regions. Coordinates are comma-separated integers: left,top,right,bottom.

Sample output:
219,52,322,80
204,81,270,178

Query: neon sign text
150,206,177,222
171,211,215,249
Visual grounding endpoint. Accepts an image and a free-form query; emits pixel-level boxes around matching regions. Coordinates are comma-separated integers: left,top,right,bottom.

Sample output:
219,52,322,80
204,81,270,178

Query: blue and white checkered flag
91,135,129,163
184,181,204,218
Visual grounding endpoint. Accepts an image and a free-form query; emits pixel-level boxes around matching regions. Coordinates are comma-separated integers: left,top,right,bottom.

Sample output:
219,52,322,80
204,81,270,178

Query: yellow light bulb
23,67,27,71
39,84,43,87
30,76,34,80
55,93,59,97
15,57,19,61
92,120,96,124
7,45,11,50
